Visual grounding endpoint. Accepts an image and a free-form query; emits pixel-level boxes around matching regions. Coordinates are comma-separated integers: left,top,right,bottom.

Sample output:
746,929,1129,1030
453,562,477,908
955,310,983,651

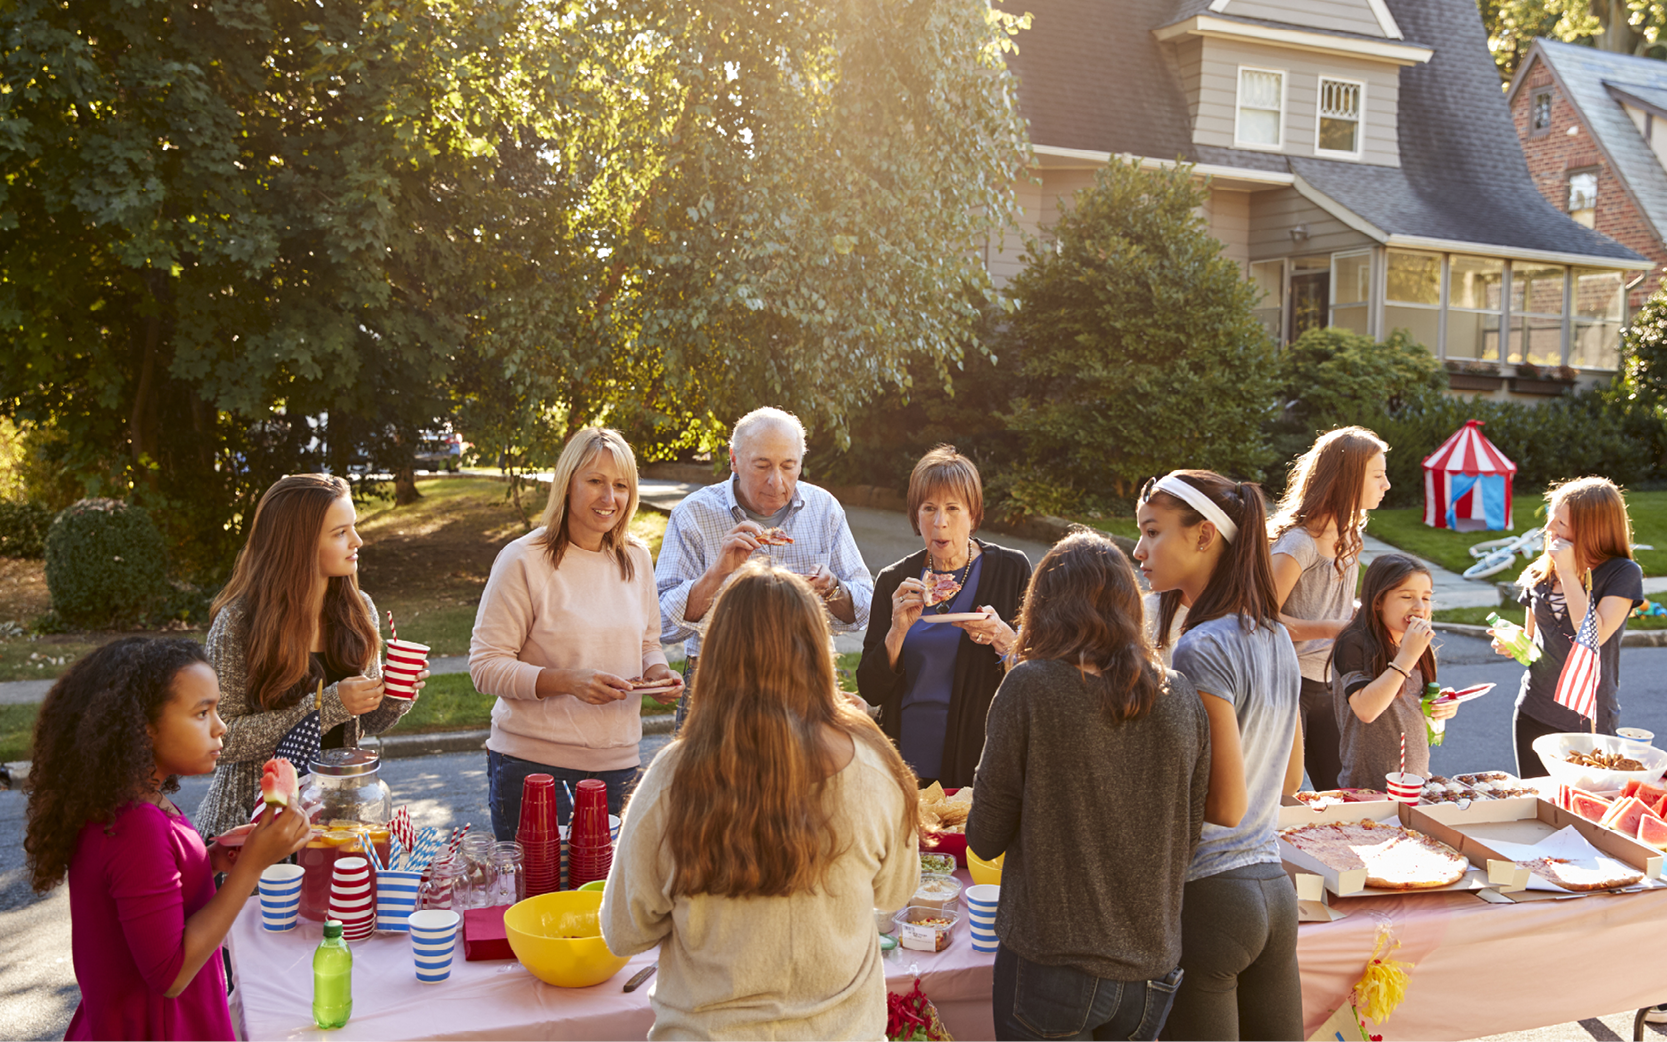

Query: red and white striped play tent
1422,420,1517,530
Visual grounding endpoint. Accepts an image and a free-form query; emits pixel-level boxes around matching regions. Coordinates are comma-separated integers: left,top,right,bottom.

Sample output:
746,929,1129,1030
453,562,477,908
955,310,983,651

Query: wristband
1387,662,1410,679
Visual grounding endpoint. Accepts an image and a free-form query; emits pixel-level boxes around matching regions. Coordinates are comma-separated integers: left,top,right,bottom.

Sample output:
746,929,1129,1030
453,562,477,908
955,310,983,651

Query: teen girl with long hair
968,531,1209,1041
26,638,310,1040
601,562,919,1040
1135,471,1303,1041
1267,426,1391,791
1505,476,1644,775
194,474,415,840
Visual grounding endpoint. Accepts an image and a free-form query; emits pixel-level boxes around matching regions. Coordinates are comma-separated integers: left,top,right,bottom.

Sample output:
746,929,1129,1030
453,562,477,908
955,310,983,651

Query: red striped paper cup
1385,772,1424,804
383,640,430,701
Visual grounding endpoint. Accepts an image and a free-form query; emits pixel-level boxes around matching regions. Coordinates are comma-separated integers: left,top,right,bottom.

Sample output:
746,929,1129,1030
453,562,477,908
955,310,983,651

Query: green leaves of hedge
43,499,169,629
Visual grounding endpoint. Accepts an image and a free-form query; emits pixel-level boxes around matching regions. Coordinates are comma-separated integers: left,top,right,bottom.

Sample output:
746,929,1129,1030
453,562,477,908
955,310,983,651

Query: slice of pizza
1520,856,1643,892
758,526,793,546
923,571,963,607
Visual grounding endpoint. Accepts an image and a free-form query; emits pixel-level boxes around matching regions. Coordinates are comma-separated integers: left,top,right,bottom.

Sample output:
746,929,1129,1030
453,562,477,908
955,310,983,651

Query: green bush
0,500,54,558
44,499,170,629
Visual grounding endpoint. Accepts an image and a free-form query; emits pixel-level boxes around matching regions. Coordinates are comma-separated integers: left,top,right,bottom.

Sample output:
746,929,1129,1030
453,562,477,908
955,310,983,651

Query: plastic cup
1619,728,1656,744
384,640,430,700
259,864,305,932
970,925,999,953
409,907,460,980
964,883,1000,913
1386,771,1424,804
519,775,559,836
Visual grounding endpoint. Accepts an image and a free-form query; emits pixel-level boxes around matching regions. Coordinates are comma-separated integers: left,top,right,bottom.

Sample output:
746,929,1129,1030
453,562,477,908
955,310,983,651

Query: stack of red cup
566,779,613,888
517,774,561,897
328,856,377,941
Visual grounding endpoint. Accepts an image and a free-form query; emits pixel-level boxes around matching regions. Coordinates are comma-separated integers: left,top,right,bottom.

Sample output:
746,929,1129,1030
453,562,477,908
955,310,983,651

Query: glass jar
489,841,524,906
296,750,393,920
419,853,464,912
458,833,496,910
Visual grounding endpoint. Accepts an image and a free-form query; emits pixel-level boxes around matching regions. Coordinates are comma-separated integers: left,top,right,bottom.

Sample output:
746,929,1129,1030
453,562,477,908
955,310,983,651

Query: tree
1619,280,1667,469
995,159,1278,514
1478,0,1665,80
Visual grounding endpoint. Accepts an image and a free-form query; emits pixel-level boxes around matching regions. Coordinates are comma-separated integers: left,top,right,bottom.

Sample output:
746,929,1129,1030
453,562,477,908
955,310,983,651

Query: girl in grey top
1268,426,1390,790
1135,470,1303,1041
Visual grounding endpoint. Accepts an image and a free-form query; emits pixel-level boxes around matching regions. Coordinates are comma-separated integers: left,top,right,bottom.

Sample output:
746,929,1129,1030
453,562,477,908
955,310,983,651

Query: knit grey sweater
967,658,1210,981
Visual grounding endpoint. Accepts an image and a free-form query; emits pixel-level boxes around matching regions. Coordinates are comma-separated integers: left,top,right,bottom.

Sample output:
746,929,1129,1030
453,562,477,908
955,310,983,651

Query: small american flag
1553,596,1602,721
273,710,322,778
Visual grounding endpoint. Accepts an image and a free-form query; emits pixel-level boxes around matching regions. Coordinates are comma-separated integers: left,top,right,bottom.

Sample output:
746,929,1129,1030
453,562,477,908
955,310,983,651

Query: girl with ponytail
1135,471,1304,1041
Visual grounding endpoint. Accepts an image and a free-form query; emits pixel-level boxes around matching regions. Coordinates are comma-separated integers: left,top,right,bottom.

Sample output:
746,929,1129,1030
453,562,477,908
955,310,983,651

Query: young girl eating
1331,554,1458,790
25,637,310,1041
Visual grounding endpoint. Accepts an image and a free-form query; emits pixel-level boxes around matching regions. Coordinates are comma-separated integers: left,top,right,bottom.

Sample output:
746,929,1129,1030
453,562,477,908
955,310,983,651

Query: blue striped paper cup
376,869,423,932
970,930,999,953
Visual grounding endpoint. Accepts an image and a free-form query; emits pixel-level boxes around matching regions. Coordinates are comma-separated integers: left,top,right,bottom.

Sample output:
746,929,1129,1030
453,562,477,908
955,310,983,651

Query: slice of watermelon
1601,796,1652,837
1640,811,1667,851
1569,789,1614,823
1652,792,1667,820
260,756,299,809
1622,780,1667,807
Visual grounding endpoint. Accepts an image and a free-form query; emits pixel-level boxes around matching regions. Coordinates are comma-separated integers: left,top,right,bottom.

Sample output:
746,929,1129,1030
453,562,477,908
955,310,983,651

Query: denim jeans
993,945,1183,1041
486,749,639,842
672,656,698,733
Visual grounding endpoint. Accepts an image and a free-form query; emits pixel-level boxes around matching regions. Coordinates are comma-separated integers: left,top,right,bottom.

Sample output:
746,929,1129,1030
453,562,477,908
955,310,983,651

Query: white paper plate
918,613,993,624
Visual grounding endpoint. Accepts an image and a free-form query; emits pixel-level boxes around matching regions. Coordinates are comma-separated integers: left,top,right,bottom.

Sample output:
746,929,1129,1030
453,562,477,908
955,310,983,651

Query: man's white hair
730,407,807,459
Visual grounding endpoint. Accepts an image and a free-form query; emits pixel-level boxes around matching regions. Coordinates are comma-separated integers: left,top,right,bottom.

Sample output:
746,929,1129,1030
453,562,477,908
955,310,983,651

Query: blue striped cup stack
258,864,304,932
377,868,424,933
408,909,461,983
965,883,999,953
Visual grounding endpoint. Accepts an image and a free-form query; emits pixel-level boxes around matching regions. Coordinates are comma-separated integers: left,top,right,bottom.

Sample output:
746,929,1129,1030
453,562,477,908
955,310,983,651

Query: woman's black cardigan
857,539,1032,788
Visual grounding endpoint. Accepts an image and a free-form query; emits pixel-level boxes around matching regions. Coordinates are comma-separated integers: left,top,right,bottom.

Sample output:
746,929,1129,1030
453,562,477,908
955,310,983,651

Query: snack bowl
923,830,967,867
892,905,960,953
503,891,630,988
1534,732,1667,791
577,880,606,893
967,848,1004,887
912,873,963,913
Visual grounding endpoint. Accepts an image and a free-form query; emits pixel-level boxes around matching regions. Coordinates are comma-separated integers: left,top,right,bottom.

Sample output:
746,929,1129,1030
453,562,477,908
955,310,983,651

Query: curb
1432,621,1667,647
364,715,679,760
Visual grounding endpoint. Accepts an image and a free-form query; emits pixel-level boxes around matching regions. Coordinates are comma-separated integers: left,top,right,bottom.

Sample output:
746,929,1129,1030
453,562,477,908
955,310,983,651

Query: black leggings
1299,677,1341,791
1163,862,1303,1042
1514,707,1565,779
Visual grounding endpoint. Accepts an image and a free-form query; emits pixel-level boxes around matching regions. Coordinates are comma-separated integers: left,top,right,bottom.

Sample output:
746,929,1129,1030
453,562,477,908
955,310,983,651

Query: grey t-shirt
1331,629,1429,789
1270,527,1357,683
1172,615,1302,881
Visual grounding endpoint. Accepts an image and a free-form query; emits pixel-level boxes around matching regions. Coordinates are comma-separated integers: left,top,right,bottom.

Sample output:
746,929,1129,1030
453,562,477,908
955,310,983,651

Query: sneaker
1644,1004,1667,1024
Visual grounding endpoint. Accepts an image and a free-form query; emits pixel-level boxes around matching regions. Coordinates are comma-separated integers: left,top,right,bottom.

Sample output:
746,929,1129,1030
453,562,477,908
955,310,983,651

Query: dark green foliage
1620,278,1667,473
44,500,170,629
0,501,54,558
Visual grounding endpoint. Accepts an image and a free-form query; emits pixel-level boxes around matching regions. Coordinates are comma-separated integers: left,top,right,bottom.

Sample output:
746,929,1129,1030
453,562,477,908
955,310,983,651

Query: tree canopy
1479,0,1667,80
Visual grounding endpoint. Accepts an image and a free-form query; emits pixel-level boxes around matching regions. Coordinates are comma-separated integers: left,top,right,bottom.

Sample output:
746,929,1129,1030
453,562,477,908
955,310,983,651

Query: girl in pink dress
24,637,309,1041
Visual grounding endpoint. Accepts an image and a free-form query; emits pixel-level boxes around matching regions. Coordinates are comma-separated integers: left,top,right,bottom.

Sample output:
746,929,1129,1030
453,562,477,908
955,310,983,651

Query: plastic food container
912,873,963,913
893,905,960,952
919,853,956,877
1534,732,1667,792
873,907,900,934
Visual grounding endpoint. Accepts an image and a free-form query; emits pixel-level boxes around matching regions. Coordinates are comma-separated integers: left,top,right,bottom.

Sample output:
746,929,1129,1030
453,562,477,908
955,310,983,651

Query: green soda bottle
1420,682,1446,748
1486,612,1542,666
313,920,353,1029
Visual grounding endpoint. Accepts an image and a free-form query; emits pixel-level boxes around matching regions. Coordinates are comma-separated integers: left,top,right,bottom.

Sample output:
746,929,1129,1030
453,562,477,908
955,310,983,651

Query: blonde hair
1521,476,1634,588
1269,426,1388,575
537,428,641,581
906,445,984,535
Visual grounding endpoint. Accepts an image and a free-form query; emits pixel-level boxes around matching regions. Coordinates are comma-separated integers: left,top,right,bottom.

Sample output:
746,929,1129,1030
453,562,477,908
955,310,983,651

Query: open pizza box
1282,863,1349,923
1276,798,1512,899
1407,796,1663,903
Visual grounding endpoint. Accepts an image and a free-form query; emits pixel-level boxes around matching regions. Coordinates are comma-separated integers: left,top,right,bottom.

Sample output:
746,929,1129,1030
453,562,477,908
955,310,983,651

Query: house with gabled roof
993,0,1650,397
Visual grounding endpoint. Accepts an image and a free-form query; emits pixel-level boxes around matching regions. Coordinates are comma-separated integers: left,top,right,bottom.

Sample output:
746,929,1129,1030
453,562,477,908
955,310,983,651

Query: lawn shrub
44,499,170,628
0,500,54,558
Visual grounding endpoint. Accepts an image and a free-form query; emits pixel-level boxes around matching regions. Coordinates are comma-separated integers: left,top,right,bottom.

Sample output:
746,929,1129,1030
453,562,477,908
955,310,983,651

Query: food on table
758,526,794,546
1519,856,1644,892
261,757,300,809
919,853,956,876
1421,771,1536,803
912,874,963,914
1565,788,1615,823
1621,780,1667,807
893,908,959,952
921,571,963,607
1638,812,1667,850
1296,788,1390,807
1565,748,1645,772
917,782,971,833
1279,819,1469,889
1599,796,1654,837
1457,773,1510,785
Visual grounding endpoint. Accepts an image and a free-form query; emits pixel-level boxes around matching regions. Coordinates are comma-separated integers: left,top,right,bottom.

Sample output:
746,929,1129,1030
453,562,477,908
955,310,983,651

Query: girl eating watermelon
24,637,310,1041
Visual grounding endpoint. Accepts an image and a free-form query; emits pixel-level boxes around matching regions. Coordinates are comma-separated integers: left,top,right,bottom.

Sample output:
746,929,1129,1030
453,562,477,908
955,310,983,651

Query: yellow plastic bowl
503,891,630,988
968,848,1004,887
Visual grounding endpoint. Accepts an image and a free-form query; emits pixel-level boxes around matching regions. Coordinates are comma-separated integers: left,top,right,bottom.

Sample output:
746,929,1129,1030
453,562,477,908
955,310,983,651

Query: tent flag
1422,420,1517,531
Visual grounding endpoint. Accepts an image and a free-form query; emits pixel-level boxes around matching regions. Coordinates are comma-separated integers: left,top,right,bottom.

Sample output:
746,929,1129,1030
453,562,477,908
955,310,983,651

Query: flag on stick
1553,595,1602,725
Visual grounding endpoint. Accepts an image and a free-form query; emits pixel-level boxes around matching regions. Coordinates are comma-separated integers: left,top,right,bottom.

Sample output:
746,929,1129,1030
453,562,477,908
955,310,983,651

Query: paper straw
445,823,471,861
561,780,575,827
1399,732,1406,779
316,677,324,713
387,610,397,643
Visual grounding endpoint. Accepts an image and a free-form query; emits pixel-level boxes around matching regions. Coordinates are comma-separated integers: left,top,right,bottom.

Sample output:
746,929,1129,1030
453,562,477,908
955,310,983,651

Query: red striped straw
1399,731,1406,780
444,822,471,860
387,610,397,643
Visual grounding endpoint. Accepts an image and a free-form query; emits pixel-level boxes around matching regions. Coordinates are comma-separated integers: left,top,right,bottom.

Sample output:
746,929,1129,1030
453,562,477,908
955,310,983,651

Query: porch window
1236,68,1285,148
1250,260,1284,342
1383,249,1441,352
1445,255,1504,361
1316,78,1363,157
1571,269,1624,370
1331,251,1370,334
1508,264,1567,366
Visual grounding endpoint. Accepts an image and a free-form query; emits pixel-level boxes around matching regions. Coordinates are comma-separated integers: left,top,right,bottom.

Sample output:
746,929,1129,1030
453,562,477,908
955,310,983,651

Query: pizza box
1282,863,1349,923
1406,796,1663,901
1276,799,1508,898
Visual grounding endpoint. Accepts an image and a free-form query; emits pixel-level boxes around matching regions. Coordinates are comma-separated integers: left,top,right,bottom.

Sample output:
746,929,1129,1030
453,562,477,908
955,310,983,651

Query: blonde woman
602,562,919,1040
469,428,681,839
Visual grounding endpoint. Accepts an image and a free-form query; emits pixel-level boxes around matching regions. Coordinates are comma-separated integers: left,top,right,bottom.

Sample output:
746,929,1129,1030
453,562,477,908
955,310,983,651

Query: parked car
414,431,463,473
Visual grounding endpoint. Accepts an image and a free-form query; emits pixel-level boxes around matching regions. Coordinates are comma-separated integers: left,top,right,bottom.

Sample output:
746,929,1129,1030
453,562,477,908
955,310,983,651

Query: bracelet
1386,662,1410,678
821,577,842,603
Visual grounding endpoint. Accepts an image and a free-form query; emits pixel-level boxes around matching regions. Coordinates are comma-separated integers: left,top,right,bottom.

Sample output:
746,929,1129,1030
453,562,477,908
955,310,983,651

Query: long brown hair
1270,426,1388,575
664,562,919,898
1139,470,1281,639
211,474,378,710
1015,529,1167,723
1521,476,1635,588
1334,553,1437,684
536,427,640,581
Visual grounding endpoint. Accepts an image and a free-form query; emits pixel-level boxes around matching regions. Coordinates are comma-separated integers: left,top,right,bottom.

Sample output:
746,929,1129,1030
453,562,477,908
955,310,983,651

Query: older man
656,407,874,719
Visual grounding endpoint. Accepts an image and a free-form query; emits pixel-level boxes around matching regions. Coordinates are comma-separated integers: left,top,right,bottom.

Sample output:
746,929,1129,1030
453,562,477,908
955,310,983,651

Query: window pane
1318,80,1360,154
1319,117,1358,153
1250,260,1283,307
1572,319,1621,369
1386,250,1440,305
1446,308,1501,361
1508,316,1563,366
1239,69,1282,145
1511,264,1565,317
1448,256,1504,310
1331,304,1369,335
1240,108,1280,145
1384,305,1440,353
1569,173,1597,228
1333,252,1370,305
1574,269,1624,322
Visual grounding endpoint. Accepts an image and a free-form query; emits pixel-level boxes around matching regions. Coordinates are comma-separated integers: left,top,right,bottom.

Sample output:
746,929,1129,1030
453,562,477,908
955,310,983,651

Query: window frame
1313,75,1366,160
1234,65,1287,151
1567,170,1598,228
1530,90,1554,137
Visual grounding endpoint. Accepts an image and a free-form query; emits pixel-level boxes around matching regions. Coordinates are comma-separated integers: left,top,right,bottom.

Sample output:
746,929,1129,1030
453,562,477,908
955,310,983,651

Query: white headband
1153,475,1238,543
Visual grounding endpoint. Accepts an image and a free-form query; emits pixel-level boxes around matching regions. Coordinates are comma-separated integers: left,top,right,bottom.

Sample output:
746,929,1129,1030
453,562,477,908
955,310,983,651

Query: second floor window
1531,91,1553,135
1237,68,1284,148
1569,171,1597,227
1317,78,1363,156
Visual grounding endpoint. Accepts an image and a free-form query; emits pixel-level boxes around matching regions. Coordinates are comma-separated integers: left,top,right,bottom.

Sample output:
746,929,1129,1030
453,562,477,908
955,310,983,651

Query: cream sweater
469,530,667,772
601,740,919,1041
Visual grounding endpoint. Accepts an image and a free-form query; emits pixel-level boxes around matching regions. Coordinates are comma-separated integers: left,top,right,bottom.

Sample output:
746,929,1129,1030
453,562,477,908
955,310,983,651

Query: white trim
1386,235,1654,271
1331,248,1373,307
1289,174,1388,239
1313,75,1366,161
1028,145,1298,185
1234,65,1287,151
1362,0,1404,39
1208,0,1231,10
1153,15,1432,65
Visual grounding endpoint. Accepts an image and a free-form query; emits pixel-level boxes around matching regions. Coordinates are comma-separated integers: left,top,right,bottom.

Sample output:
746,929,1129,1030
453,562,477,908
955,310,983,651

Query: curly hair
25,637,210,893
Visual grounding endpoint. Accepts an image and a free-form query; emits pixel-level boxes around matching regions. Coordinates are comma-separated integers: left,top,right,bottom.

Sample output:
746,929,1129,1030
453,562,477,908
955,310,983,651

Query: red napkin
463,905,515,961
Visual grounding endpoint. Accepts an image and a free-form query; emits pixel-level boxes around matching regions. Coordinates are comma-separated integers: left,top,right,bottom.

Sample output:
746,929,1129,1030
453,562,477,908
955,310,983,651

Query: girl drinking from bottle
1331,553,1459,789
25,637,311,1041
1268,426,1391,791
1505,476,1644,775
1135,471,1303,1041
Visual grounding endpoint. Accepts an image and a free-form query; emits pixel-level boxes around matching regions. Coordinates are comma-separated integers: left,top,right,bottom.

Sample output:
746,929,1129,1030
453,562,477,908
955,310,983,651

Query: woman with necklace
857,446,1031,787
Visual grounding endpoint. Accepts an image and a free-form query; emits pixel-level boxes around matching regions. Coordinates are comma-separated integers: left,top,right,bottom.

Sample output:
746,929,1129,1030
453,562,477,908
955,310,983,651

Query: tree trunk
1594,0,1647,54
393,466,420,505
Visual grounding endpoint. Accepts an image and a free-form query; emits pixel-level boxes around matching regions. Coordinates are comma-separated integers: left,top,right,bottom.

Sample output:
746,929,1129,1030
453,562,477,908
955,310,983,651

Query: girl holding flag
1503,477,1644,777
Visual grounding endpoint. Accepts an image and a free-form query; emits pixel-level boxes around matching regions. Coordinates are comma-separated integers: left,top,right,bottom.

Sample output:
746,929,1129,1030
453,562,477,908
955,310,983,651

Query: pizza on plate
1519,857,1643,892
922,571,963,607
1279,819,1469,890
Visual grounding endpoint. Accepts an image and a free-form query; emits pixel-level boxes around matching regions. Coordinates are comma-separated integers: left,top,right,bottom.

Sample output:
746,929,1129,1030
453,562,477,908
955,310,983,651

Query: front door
1290,271,1329,341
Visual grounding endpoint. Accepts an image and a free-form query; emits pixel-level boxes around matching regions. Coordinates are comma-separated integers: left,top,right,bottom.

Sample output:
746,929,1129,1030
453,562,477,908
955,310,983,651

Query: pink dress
65,801,234,1041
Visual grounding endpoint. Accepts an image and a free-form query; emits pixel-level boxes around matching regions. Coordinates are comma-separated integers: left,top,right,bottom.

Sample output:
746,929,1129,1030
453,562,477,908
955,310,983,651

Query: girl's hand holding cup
338,675,385,715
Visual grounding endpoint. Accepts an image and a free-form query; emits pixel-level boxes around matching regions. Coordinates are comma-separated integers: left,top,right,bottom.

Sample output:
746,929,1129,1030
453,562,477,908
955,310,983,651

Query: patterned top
191,591,410,839
654,478,874,658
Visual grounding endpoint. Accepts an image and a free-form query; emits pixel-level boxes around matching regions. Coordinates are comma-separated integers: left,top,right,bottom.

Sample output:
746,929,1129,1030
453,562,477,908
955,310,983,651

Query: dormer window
1316,77,1364,158
1236,67,1285,149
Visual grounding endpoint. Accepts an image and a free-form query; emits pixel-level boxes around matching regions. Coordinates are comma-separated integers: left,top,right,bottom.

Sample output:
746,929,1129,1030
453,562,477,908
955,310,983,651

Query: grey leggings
1162,861,1303,1042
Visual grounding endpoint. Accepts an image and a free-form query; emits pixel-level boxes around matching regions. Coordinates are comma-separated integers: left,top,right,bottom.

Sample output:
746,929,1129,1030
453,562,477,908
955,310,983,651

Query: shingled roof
1002,0,1645,264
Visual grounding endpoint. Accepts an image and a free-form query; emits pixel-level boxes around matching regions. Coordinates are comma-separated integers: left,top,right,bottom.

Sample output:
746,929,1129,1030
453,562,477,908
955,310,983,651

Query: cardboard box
1276,799,1505,898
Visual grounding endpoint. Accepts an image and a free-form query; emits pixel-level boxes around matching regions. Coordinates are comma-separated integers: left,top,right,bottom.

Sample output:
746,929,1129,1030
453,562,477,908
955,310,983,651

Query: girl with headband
1135,470,1303,1041
1267,427,1391,791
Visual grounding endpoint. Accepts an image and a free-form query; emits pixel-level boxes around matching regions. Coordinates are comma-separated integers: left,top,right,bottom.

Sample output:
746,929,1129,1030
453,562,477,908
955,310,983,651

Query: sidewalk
1359,533,1503,610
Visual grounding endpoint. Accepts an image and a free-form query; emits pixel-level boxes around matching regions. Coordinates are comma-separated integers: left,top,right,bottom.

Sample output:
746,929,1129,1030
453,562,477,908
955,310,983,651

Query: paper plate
918,613,993,624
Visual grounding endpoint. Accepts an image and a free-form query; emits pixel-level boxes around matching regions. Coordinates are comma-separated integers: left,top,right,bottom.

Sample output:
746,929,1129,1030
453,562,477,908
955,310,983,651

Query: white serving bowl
1534,732,1667,792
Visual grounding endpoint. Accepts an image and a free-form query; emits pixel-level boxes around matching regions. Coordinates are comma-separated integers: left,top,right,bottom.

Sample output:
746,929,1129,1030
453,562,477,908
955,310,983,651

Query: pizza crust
1280,819,1469,890
1519,857,1643,892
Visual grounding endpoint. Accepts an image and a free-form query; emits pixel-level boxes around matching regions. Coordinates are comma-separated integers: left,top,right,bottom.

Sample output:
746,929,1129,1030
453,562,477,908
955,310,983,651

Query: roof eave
1151,15,1432,66
1030,145,1297,187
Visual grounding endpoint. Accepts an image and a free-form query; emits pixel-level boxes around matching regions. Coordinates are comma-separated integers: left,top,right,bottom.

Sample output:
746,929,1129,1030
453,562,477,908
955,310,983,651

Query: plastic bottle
313,919,353,1029
1486,612,1542,666
1419,681,1446,748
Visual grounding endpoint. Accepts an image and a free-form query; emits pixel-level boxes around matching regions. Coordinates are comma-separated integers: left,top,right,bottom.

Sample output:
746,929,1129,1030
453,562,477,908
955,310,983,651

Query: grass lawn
1068,516,1140,544
1434,602,1667,629
1369,491,1667,578
1,703,36,763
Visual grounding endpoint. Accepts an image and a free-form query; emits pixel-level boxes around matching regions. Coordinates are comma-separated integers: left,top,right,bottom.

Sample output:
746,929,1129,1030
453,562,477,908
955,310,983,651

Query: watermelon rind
1570,790,1614,822
260,756,299,808
1639,811,1667,851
